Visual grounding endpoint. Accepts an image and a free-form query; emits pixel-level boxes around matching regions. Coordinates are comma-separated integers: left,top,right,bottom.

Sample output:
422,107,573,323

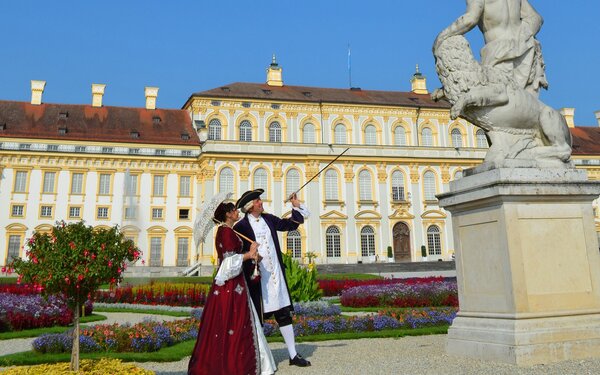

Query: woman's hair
213,202,235,223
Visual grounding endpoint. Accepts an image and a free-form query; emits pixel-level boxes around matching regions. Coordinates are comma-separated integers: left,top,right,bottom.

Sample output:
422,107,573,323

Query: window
364,125,377,145
42,172,55,193
427,225,442,255
19,143,31,150
287,230,302,258
152,208,164,220
360,226,376,257
325,169,338,200
14,171,27,192
40,205,53,218
219,167,234,193
150,237,162,266
253,168,268,191
451,128,463,148
424,171,437,201
421,127,433,146
211,100,221,107
155,149,166,156
394,126,407,146
97,207,109,219
208,119,222,140
129,148,140,155
179,176,191,197
130,130,140,139
124,207,136,219
476,129,488,148
303,123,315,143
11,205,24,217
102,147,113,154
269,121,282,142
242,102,251,108
239,120,252,142
69,206,81,218
334,124,347,144
358,170,372,201
125,174,137,196
285,169,300,198
177,238,189,267
326,226,341,257
153,175,165,196
75,146,86,152
98,174,111,195
47,144,59,151
182,150,192,156
7,235,21,261
391,171,405,201
181,133,190,140
178,209,190,220
71,173,83,194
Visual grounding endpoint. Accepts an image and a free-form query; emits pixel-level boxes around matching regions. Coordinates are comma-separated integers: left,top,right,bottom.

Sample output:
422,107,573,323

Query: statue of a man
434,0,547,95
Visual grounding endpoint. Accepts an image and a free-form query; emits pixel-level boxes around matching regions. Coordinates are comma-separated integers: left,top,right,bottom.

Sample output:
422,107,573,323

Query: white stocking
279,324,298,359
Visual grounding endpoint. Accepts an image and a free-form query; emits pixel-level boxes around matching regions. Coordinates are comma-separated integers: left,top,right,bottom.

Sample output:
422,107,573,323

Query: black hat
235,189,264,212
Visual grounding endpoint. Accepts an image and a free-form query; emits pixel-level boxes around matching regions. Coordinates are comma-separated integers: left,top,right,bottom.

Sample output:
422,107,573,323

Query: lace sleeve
214,252,244,286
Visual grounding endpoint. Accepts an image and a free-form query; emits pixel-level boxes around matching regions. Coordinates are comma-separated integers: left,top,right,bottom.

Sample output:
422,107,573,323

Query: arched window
358,170,372,201
427,225,442,255
451,128,463,148
219,167,234,193
325,169,338,200
424,171,436,201
476,129,488,148
253,168,268,191
208,119,221,140
269,121,281,142
360,226,376,257
326,226,341,257
334,124,347,144
287,230,302,258
394,126,407,146
239,120,252,142
364,125,377,145
391,170,405,201
285,169,300,198
421,127,433,146
303,123,315,143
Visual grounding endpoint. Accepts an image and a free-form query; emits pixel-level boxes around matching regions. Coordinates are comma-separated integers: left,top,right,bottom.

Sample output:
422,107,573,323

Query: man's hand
289,192,301,208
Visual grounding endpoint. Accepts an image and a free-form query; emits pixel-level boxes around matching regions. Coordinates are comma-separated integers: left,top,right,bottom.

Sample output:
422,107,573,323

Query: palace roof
186,82,451,109
0,101,199,146
571,126,600,155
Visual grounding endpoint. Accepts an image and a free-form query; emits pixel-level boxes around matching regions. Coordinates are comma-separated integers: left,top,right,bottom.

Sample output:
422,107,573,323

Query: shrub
282,252,323,302
0,359,153,375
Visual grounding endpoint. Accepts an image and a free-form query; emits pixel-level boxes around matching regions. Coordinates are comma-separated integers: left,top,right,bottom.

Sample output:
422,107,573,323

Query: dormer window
58,112,69,120
211,101,221,106
58,127,68,135
302,91,312,98
262,89,272,95
19,143,31,150
221,87,230,92
102,147,113,154
152,116,161,125
0,123,6,130
130,130,140,139
181,133,190,140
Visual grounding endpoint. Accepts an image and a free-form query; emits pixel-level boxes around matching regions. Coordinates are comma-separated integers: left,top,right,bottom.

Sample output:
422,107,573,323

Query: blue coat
233,209,304,323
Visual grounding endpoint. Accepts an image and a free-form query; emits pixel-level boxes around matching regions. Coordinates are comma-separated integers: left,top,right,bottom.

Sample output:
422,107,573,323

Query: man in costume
234,189,312,367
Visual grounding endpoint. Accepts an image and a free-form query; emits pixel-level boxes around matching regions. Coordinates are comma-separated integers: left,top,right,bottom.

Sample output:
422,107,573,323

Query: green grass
94,307,192,317
0,314,107,340
0,326,448,366
0,277,17,285
316,273,383,280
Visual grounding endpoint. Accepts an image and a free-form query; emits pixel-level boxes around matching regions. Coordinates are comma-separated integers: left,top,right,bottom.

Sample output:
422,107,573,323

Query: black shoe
289,354,311,367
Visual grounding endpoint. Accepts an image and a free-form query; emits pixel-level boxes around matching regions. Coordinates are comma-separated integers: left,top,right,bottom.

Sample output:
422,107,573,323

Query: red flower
78,274,84,281
69,241,76,250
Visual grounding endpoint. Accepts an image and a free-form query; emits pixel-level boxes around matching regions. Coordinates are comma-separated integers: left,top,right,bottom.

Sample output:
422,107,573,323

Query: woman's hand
243,242,259,261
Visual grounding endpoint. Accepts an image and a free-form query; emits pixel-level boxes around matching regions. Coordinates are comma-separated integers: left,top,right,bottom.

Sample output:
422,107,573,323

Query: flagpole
348,43,352,88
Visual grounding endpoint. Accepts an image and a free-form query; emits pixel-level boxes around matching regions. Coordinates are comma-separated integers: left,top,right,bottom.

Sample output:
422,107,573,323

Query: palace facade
2,62,600,272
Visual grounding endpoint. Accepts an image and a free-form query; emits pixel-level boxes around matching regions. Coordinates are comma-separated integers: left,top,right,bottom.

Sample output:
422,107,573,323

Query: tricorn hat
235,189,264,212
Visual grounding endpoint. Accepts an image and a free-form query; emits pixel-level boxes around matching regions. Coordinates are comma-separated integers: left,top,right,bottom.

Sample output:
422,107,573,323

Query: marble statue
432,0,572,167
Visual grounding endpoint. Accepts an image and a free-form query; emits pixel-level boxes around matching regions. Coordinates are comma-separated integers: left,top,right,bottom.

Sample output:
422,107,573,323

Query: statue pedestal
438,168,600,365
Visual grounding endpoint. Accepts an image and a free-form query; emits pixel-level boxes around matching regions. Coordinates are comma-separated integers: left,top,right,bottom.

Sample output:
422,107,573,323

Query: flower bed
0,284,42,295
293,301,341,317
1,359,153,375
0,293,93,332
95,282,209,307
319,276,453,297
340,280,458,308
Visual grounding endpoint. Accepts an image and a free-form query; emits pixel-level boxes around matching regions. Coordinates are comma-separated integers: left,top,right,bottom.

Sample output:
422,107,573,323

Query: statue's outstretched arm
433,0,484,52
520,0,543,41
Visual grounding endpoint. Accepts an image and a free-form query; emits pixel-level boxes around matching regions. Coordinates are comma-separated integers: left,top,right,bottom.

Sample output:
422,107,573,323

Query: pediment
421,209,447,219
388,209,415,220
320,210,348,220
355,210,382,220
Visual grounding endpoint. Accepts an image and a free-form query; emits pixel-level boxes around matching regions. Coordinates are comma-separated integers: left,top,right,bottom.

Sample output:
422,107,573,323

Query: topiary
282,252,323,302
387,246,393,258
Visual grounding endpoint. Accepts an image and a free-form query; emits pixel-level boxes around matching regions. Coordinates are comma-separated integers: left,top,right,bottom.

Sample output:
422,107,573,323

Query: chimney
560,108,575,128
595,110,600,127
266,54,283,87
31,80,46,105
91,84,106,107
144,87,159,110
410,64,428,94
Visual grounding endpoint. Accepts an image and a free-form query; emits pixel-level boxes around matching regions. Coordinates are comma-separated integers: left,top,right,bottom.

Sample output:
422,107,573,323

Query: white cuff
292,204,310,218
214,253,244,286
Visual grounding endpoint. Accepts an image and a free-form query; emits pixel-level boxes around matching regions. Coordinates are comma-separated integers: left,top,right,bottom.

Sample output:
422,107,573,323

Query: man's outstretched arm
520,0,543,41
434,0,484,51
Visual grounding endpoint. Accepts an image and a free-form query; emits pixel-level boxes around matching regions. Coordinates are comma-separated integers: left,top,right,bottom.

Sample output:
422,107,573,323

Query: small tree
10,221,141,371
421,245,428,258
387,246,393,259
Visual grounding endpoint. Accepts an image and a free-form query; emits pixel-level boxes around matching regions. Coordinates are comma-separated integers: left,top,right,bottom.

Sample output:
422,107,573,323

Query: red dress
188,226,274,375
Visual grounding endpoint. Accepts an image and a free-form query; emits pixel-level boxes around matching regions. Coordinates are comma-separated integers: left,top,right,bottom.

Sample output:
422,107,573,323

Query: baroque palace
2,60,600,273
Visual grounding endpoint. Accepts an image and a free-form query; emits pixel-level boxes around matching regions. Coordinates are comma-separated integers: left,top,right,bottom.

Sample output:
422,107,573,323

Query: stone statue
432,0,572,167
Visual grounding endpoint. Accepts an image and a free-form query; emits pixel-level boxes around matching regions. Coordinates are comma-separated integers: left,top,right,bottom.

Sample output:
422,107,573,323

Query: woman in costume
188,202,276,375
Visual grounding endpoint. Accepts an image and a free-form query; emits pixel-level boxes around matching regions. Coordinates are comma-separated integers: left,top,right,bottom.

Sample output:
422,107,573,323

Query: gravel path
137,335,600,375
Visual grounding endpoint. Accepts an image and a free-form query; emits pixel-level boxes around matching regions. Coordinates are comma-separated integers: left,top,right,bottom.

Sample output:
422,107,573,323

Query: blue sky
1,1,598,125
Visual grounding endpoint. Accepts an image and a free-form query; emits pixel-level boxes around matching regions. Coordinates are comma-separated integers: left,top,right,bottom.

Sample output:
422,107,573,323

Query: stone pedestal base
438,168,600,365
